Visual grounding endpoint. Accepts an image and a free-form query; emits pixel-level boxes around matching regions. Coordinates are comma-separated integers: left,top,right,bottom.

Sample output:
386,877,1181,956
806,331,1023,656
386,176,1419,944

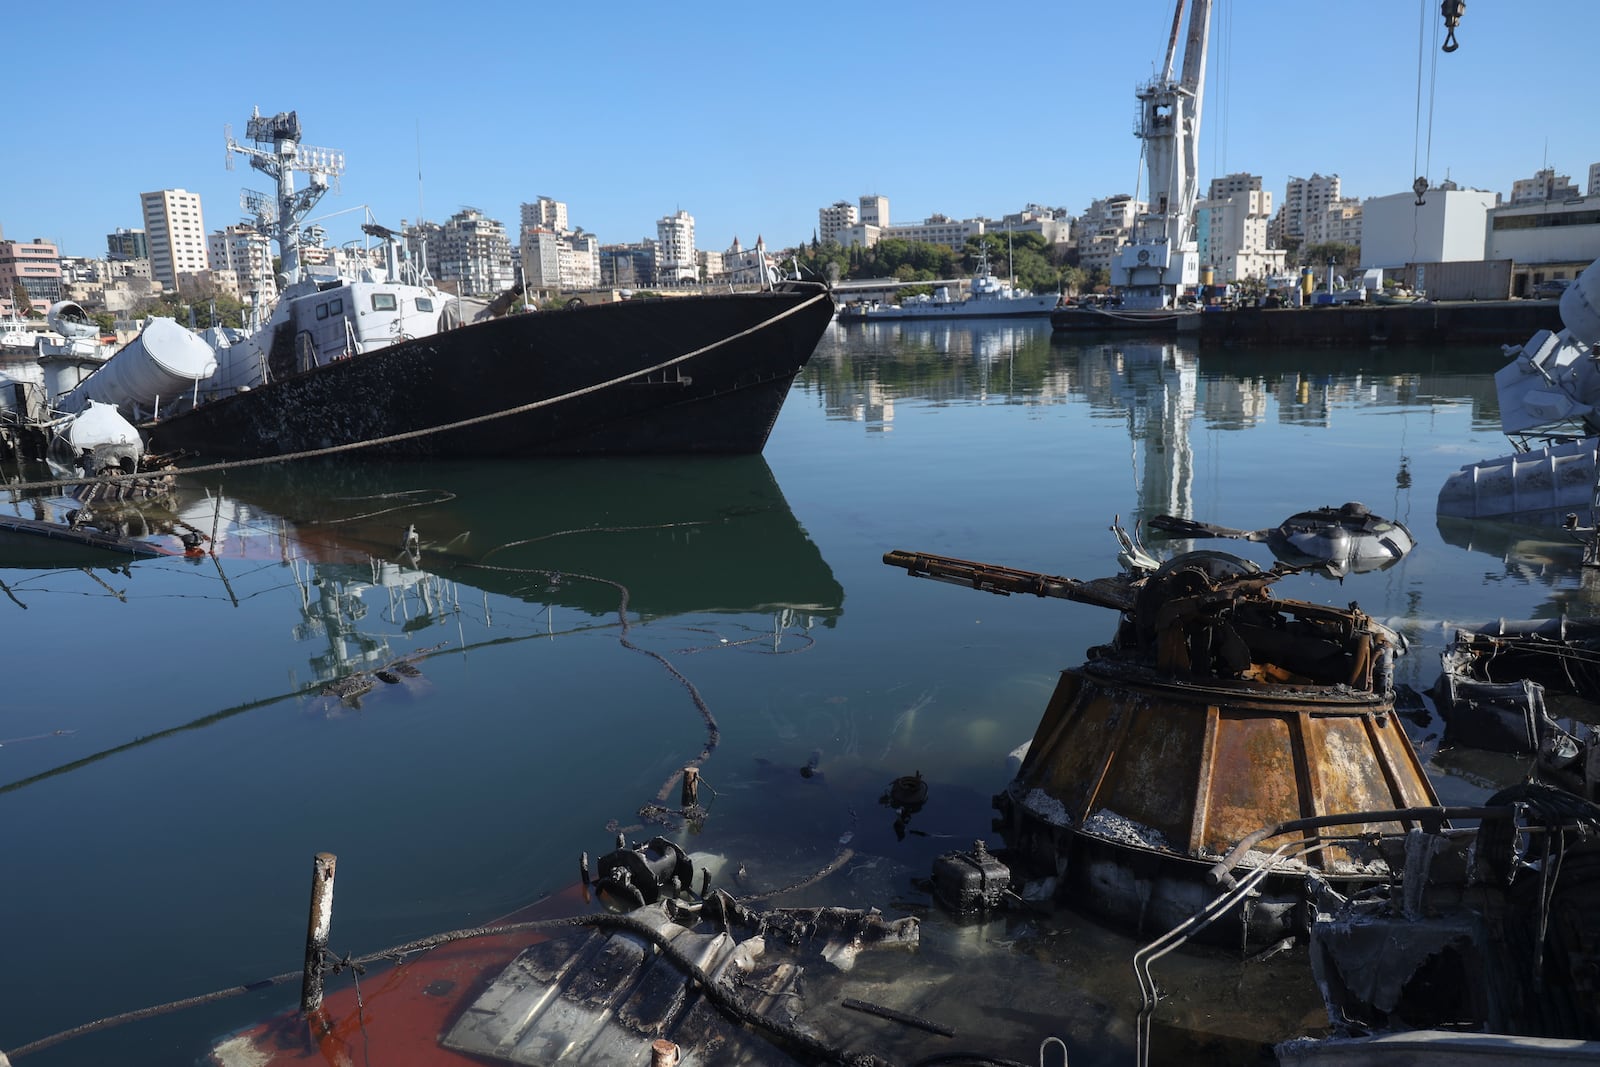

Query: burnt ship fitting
884,541,1439,946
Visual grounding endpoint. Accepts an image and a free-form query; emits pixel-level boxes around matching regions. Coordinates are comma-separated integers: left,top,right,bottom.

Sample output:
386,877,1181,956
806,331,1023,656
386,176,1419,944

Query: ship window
330,298,343,315
371,293,397,311
415,297,434,312
315,303,329,320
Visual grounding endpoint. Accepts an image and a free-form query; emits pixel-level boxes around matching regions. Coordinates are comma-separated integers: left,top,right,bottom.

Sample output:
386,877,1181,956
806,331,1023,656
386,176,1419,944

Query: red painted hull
209,885,595,1066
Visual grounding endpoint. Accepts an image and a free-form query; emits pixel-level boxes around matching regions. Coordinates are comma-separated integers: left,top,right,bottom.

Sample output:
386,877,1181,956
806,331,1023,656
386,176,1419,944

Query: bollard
650,1038,681,1066
680,766,699,808
301,852,337,1013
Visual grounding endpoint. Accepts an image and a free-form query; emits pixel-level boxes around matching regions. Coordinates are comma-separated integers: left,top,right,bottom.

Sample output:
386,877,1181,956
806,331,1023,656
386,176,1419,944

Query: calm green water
0,321,1573,1064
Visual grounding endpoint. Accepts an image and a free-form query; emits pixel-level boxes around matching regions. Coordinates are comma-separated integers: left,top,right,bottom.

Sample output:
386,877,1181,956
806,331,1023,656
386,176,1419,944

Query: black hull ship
55,109,833,466
142,282,834,461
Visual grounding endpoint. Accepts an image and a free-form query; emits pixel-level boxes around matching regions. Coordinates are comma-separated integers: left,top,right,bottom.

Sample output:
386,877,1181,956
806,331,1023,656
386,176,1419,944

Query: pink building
0,238,63,315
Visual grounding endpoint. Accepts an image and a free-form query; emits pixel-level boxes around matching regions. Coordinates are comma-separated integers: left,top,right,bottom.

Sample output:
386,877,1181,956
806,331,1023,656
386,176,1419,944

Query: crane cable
1410,0,1443,261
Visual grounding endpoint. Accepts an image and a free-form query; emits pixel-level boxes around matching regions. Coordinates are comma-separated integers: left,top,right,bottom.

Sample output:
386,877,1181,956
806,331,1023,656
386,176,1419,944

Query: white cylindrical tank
57,317,217,419
67,399,143,458
1560,256,1600,348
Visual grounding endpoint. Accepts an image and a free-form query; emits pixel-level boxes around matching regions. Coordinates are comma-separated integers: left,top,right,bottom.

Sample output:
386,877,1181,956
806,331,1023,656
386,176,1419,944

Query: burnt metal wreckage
1148,502,1417,577
883,536,1433,947
882,529,1600,1059
1432,616,1600,800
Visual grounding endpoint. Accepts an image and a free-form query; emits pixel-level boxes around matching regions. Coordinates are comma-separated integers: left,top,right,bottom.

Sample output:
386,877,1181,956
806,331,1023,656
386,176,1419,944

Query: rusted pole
301,852,337,1013
680,766,699,807
650,1038,680,1066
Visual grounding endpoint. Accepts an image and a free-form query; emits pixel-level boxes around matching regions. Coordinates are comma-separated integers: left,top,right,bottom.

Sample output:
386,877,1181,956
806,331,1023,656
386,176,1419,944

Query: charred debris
878,523,1600,1054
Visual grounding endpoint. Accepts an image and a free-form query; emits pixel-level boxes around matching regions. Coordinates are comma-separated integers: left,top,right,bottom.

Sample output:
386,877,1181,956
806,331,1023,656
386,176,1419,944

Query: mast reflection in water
3,320,1581,1066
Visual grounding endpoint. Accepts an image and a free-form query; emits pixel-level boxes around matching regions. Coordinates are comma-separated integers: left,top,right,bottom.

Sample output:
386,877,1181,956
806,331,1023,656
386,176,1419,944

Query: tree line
794,233,1103,297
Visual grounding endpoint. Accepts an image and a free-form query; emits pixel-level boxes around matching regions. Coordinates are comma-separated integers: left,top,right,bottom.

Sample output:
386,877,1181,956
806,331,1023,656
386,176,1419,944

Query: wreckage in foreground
883,540,1437,945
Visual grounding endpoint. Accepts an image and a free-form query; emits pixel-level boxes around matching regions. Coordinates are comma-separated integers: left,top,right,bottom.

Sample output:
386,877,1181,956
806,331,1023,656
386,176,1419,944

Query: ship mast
1116,0,1211,310
226,108,345,288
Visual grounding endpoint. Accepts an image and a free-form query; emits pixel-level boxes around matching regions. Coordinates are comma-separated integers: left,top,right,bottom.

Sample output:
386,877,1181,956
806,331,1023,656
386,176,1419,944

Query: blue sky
7,1,1596,258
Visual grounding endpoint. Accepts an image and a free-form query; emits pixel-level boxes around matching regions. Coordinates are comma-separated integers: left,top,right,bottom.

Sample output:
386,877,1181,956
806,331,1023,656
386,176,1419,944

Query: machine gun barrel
882,550,1134,612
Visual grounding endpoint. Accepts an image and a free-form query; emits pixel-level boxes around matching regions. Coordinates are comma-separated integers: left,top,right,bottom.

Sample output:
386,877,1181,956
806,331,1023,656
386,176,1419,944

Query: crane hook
1440,0,1465,53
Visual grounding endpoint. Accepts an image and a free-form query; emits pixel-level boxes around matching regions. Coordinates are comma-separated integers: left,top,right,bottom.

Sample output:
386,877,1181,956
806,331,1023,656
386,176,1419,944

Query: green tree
1304,242,1359,274
12,282,38,317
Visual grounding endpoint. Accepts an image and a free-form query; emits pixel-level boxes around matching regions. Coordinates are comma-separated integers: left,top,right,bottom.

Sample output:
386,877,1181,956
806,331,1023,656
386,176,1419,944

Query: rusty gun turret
882,549,1136,613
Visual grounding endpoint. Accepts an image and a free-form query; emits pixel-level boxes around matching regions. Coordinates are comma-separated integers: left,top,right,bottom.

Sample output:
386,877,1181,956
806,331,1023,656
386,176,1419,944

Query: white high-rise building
523,228,565,289
568,232,600,290
1590,163,1600,197
140,188,209,289
655,210,696,285
818,200,857,246
521,197,569,235
430,208,515,296
1278,174,1341,246
1195,188,1281,282
207,225,277,303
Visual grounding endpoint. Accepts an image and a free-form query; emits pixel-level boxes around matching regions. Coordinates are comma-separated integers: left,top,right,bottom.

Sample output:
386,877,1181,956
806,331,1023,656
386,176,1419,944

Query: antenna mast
227,107,346,286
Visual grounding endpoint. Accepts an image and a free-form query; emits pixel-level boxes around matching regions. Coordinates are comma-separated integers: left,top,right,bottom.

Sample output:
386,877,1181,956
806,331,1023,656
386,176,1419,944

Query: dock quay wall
1196,301,1564,348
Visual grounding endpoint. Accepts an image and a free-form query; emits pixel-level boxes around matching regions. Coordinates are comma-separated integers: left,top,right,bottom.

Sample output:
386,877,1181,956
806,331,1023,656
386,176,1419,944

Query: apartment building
1307,198,1364,247
819,200,857,246
425,208,515,296
140,188,209,289
656,210,696,285
1274,174,1341,247
988,205,1073,247
1510,167,1580,204
517,198,600,291
1207,173,1262,201
106,228,148,261
207,225,277,303
1195,188,1282,282
881,214,984,251
521,197,569,236
0,238,63,315
1076,195,1142,275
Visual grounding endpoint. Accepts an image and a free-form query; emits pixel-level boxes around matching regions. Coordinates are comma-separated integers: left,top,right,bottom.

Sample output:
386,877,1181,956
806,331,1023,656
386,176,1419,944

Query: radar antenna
225,106,346,285
240,188,279,228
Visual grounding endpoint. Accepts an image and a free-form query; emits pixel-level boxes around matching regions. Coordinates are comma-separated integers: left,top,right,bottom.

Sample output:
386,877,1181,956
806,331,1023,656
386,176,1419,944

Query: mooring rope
460,560,721,807
2,289,830,497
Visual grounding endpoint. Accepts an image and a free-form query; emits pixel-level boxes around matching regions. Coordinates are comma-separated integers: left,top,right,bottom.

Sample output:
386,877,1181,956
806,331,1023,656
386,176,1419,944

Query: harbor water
1,320,1579,1064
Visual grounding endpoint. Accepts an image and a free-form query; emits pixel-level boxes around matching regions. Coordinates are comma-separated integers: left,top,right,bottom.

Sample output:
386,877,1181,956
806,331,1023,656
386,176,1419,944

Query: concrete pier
1196,300,1562,347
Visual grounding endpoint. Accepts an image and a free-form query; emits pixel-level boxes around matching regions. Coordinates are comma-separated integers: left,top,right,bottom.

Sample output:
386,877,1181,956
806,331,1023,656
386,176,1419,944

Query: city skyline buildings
3,1,1595,263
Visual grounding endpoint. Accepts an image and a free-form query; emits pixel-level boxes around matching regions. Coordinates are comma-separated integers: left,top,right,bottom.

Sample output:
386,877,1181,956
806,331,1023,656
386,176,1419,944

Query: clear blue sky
6,0,1596,258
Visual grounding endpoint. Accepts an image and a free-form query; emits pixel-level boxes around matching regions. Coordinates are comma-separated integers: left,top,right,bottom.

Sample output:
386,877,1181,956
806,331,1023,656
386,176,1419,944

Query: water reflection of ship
180,456,845,683
1094,341,1197,522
